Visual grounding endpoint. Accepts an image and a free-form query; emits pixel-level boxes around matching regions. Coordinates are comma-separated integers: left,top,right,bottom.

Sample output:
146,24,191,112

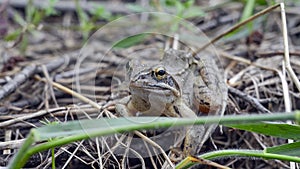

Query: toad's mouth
130,82,180,97
130,83,168,91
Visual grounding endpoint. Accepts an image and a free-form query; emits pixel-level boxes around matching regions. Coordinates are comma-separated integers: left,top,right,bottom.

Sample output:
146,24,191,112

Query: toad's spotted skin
116,48,227,156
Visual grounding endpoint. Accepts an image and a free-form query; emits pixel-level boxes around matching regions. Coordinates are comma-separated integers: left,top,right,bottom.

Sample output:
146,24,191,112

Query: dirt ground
1,1,300,168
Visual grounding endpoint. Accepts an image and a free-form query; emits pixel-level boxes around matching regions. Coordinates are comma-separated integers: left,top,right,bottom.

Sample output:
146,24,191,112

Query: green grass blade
8,130,36,169
177,149,300,168
241,0,255,22
33,111,299,141
266,141,300,156
113,34,147,48
8,111,300,168
226,122,300,140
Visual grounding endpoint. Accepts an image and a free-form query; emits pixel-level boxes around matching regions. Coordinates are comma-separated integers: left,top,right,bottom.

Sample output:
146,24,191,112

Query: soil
0,1,300,168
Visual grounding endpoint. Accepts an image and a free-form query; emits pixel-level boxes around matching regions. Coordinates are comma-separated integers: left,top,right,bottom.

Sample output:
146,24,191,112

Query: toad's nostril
139,75,146,79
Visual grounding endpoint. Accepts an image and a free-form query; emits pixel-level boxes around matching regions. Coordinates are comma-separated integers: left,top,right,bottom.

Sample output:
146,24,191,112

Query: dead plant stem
194,3,280,54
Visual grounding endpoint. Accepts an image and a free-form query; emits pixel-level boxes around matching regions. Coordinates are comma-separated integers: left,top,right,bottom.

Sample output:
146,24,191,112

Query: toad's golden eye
154,67,166,80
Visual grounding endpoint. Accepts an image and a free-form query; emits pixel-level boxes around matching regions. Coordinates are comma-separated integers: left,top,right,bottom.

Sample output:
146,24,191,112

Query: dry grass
0,1,300,168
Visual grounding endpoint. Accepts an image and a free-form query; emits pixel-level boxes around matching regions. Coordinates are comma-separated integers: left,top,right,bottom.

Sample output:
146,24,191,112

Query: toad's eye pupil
157,69,165,76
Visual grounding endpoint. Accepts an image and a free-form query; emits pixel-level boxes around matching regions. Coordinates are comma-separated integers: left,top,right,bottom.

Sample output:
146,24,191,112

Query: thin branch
35,75,102,110
280,3,296,169
0,65,37,100
0,139,25,150
280,3,300,92
0,107,66,128
228,87,271,114
194,3,280,54
0,55,74,101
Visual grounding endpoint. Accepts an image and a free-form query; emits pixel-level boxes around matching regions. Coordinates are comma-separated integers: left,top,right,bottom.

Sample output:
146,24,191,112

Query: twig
194,3,280,54
3,130,12,154
228,86,271,114
219,50,277,71
35,76,102,110
0,91,65,113
37,54,74,73
54,67,96,81
0,54,74,101
280,3,295,169
0,138,25,150
41,65,59,108
0,104,97,120
0,107,66,127
0,64,37,100
220,50,293,115
257,51,300,57
280,3,300,92
61,141,85,169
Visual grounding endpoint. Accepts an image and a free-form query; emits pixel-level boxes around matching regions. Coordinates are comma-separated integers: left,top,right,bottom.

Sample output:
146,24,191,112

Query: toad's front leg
170,99,206,156
115,96,138,117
